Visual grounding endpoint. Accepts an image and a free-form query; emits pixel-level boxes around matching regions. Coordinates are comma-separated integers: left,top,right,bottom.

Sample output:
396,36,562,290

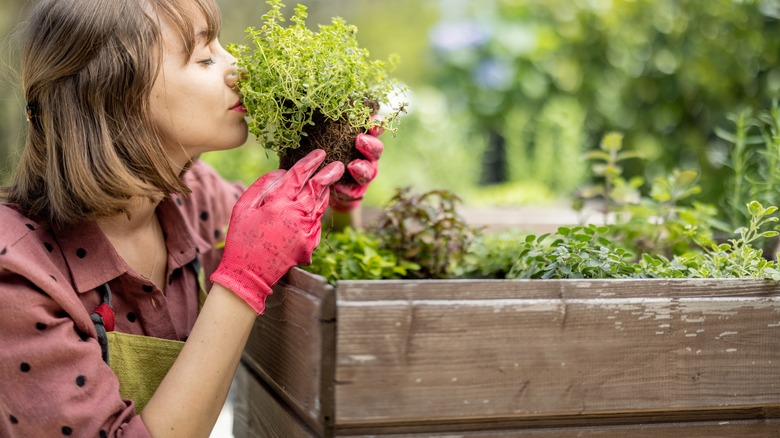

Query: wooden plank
233,363,319,438
339,418,780,437
335,277,780,301
241,268,336,435
333,278,780,426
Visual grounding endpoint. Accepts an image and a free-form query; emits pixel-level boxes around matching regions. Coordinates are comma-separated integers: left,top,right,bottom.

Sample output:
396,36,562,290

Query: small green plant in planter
372,187,478,279
227,0,407,179
306,186,780,283
574,131,730,258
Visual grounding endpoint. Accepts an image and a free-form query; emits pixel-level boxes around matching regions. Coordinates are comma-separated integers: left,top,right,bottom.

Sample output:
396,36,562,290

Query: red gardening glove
329,124,384,212
211,149,344,314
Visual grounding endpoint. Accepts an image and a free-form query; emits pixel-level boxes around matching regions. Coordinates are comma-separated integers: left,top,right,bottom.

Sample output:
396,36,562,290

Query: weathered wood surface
239,270,780,436
234,360,780,437
340,419,780,437
241,268,336,435
334,277,780,426
233,363,318,438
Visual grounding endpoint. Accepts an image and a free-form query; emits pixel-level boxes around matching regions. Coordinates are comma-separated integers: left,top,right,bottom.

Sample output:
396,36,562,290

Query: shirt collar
157,195,211,270
52,221,128,294
53,196,210,293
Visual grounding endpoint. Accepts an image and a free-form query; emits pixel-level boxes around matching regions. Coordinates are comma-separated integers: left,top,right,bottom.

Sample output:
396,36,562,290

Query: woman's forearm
141,283,256,438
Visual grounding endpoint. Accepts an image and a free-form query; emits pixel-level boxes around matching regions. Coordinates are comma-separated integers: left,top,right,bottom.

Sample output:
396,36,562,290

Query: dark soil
278,100,378,184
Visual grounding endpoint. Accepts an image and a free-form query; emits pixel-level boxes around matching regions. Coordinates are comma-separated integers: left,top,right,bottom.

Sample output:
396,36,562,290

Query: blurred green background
3,0,780,214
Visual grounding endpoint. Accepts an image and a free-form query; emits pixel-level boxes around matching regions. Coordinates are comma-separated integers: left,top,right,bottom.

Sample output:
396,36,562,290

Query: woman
0,0,383,436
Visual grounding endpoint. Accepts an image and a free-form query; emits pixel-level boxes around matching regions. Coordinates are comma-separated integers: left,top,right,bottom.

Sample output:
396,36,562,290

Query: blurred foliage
716,100,780,230
4,0,780,217
429,0,780,205
0,0,27,184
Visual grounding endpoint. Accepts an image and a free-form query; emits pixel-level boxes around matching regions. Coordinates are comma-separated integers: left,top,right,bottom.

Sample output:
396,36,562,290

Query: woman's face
150,12,248,166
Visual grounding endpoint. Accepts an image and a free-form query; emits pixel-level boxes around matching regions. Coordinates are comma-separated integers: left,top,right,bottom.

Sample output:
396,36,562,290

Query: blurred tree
429,0,780,204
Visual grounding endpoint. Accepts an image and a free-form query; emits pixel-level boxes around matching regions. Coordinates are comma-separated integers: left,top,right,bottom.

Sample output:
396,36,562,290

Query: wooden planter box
232,268,780,437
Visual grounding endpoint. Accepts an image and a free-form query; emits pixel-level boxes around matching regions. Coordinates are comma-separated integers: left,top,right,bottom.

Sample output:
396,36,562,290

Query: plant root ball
278,100,378,184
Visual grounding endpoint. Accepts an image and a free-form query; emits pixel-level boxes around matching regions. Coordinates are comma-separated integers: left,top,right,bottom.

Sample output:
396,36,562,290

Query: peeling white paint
346,354,377,363
726,348,738,353
682,315,706,323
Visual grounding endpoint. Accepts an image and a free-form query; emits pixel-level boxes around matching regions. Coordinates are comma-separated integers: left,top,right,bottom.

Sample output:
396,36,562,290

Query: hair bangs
153,0,222,59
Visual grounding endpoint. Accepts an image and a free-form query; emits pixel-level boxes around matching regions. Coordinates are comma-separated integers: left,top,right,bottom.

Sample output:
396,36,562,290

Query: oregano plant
228,0,407,174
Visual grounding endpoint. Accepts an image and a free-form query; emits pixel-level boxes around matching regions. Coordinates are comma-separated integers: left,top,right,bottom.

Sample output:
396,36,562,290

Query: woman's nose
221,47,240,86
227,67,240,87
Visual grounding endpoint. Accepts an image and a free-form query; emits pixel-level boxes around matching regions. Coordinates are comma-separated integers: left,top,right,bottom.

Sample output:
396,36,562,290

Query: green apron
91,258,207,412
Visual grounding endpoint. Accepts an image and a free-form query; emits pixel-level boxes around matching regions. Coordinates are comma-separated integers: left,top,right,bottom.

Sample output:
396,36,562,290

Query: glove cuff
210,268,273,314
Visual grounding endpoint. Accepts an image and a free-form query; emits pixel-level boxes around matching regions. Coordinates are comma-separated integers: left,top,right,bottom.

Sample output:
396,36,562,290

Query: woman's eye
198,58,216,66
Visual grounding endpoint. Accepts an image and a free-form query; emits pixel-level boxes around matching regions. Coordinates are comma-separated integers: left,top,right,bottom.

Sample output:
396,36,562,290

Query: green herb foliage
372,187,478,279
228,0,406,154
304,227,419,283
575,132,729,258
308,189,780,284
717,101,780,240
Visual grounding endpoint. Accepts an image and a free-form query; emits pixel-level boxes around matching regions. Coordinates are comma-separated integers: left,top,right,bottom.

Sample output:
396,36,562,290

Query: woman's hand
329,125,384,212
210,149,344,313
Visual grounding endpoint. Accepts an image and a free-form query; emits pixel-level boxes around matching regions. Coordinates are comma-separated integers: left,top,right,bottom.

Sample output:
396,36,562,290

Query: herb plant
372,188,478,279
575,132,729,258
305,227,418,283
716,101,780,252
228,0,406,171
307,189,780,283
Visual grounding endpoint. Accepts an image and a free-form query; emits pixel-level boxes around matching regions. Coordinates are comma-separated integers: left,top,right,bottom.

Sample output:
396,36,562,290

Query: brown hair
2,0,221,227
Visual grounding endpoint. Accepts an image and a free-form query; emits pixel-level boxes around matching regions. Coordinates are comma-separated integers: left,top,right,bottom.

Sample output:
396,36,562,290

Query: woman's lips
230,101,247,112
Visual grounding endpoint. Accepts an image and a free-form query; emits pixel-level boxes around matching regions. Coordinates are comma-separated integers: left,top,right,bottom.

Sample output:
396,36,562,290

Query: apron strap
90,283,115,365
89,256,205,365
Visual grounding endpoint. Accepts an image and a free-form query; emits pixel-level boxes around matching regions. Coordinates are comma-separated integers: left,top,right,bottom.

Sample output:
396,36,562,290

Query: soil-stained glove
211,149,344,314
329,124,384,212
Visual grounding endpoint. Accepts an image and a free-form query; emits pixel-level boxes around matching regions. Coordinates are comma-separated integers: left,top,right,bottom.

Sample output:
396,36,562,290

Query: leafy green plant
305,226,418,283
372,187,478,279
717,102,780,244
228,0,406,170
574,131,644,220
505,224,639,279
638,201,780,280
575,132,729,258
306,189,780,283
497,202,780,281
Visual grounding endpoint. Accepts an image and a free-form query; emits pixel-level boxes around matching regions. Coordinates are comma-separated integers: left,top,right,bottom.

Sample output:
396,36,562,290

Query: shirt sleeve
0,270,151,437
